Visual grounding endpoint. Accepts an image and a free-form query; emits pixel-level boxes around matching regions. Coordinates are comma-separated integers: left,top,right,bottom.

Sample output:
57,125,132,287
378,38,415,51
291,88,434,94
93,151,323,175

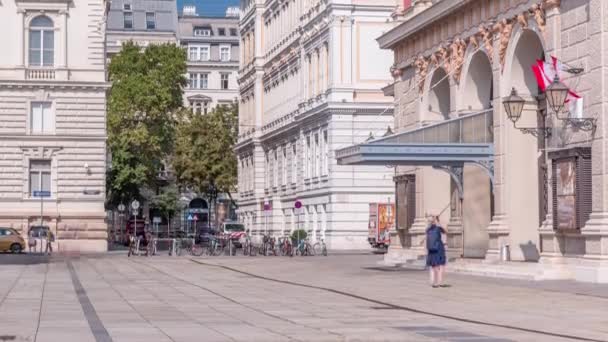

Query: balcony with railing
26,68,56,80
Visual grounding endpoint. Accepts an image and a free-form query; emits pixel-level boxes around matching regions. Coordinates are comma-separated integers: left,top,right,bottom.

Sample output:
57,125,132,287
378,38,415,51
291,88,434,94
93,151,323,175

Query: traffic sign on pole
33,191,51,198
131,200,140,210
187,214,193,221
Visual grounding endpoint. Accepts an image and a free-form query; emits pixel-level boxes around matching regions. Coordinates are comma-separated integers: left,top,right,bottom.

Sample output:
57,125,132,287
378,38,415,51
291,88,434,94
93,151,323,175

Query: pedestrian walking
28,230,37,253
423,215,448,288
45,231,54,255
127,233,135,257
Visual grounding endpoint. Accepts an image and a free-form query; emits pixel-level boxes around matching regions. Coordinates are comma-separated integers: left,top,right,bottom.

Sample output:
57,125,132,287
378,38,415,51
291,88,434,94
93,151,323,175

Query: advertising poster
556,159,576,230
377,204,395,244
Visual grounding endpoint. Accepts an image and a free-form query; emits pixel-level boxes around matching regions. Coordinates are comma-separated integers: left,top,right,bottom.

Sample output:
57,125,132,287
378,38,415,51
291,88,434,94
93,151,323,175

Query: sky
177,0,240,17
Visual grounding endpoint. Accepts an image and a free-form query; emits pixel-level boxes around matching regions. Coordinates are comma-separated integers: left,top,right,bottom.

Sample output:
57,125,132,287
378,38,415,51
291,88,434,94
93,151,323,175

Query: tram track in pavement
189,258,608,342
33,263,50,342
130,259,344,341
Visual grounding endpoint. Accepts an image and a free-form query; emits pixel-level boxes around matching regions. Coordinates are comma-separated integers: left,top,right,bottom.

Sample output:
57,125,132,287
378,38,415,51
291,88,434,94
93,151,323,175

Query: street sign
117,204,126,212
153,217,161,224
193,214,198,221
187,214,193,221
131,200,140,210
294,200,302,209
33,191,51,198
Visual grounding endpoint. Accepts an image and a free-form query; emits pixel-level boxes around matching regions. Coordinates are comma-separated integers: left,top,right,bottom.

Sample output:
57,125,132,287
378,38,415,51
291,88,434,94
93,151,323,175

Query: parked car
196,225,217,245
221,222,246,247
0,228,26,253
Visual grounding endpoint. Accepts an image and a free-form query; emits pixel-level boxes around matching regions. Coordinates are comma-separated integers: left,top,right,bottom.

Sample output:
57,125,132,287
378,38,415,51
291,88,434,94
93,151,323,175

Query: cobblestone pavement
0,252,607,342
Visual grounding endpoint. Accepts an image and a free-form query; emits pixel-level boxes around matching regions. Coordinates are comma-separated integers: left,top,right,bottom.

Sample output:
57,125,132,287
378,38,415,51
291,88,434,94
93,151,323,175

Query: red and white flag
532,56,583,118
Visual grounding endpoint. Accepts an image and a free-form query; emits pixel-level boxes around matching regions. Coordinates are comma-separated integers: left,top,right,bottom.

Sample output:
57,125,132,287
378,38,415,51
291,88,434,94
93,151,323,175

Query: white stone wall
236,0,396,250
0,1,108,252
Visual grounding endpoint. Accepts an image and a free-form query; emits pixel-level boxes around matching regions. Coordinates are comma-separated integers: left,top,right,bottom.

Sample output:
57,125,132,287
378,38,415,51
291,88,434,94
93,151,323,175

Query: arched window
29,16,54,67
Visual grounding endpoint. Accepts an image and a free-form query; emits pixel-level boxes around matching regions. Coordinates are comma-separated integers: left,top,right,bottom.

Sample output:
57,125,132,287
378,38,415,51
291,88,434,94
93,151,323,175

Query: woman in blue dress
424,215,447,288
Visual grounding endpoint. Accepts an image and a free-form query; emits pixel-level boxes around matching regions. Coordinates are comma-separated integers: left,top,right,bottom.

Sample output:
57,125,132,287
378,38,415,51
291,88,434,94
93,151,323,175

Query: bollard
500,244,510,261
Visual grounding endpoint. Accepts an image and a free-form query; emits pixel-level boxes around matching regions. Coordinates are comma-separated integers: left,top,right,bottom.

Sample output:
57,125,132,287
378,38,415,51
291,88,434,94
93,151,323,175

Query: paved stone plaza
0,253,607,342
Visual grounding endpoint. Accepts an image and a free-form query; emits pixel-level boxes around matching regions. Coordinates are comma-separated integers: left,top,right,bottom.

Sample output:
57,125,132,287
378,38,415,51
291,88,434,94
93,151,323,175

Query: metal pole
40,193,43,227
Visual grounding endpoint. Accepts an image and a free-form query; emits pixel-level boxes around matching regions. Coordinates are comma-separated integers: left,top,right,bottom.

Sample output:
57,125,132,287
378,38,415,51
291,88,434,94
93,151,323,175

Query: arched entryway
188,198,210,234
462,51,493,112
428,68,451,120
503,29,545,261
459,51,494,258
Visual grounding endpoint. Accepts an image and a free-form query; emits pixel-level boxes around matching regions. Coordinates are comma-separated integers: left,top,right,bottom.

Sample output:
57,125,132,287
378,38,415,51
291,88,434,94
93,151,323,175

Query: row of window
188,73,230,90
123,11,156,30
305,130,329,179
262,130,329,190
188,45,232,62
306,44,330,98
194,27,238,37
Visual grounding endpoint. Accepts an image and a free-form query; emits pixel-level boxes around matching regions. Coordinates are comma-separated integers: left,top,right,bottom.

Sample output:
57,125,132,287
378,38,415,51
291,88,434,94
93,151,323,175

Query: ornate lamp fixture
502,88,551,138
544,75,597,132
504,71,596,137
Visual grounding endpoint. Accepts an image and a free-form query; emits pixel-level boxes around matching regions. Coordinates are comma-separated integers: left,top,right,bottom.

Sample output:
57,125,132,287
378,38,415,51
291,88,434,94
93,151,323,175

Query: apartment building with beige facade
337,0,608,283
179,6,240,113
235,0,396,249
0,0,110,252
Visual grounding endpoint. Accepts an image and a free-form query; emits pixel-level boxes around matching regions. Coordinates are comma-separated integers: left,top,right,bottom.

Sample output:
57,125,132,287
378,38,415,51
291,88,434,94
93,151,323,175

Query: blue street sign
33,191,51,197
187,214,193,221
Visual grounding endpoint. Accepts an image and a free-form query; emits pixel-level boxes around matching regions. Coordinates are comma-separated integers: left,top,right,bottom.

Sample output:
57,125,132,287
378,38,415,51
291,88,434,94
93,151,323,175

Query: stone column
579,0,608,282
538,0,563,262
59,10,68,68
485,27,509,260
17,9,25,67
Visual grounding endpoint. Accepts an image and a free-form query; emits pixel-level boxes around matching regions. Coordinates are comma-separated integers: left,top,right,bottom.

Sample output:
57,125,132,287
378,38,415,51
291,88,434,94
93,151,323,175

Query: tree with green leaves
173,104,239,224
106,42,187,207
151,185,180,236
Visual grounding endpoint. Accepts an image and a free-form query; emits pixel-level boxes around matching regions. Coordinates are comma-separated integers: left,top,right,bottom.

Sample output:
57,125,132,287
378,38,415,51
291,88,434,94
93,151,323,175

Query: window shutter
406,175,416,229
551,159,558,230
550,147,592,230
576,149,592,228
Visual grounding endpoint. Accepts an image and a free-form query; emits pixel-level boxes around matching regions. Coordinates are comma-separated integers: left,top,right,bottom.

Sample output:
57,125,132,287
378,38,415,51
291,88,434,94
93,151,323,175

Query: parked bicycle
295,238,314,256
278,236,293,257
313,238,328,256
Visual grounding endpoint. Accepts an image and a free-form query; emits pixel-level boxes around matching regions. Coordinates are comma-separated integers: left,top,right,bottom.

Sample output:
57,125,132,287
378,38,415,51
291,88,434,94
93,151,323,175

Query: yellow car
0,228,25,253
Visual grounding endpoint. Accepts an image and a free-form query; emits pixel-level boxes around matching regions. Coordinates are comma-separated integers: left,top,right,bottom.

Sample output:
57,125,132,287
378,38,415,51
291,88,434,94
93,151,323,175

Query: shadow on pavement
0,253,51,265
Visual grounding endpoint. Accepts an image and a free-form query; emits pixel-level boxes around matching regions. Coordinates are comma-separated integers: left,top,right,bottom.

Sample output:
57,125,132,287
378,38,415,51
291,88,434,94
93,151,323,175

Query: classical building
235,0,396,249
106,0,178,57
337,0,608,283
178,6,240,112
0,0,110,252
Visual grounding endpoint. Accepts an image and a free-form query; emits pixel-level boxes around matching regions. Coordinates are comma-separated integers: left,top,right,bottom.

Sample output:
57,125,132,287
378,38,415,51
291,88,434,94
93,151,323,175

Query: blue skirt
426,250,446,267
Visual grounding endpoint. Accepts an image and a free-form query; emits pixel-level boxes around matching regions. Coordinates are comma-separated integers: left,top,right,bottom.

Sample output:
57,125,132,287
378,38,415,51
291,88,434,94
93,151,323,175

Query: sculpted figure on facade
496,18,514,72
437,46,450,73
414,56,429,93
530,4,546,32
469,34,479,49
450,38,466,83
478,25,494,63
517,12,529,29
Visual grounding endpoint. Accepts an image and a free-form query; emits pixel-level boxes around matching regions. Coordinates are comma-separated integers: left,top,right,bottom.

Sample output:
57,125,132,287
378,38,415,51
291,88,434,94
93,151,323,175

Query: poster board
555,158,577,230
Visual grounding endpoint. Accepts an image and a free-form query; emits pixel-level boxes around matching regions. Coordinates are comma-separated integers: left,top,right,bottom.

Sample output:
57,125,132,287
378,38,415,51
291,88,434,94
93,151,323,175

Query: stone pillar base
447,216,463,256
485,214,509,260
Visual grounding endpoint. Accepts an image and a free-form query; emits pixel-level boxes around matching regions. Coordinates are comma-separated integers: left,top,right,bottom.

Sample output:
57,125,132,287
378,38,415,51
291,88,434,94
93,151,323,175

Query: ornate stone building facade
338,0,608,282
235,0,396,249
0,0,110,252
